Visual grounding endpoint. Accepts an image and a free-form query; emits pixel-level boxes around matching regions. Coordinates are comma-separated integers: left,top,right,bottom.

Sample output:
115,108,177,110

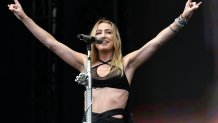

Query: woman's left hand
182,0,202,19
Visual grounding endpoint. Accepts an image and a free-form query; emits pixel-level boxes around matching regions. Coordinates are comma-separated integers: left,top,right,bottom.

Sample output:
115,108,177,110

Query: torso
84,60,131,114
91,87,129,113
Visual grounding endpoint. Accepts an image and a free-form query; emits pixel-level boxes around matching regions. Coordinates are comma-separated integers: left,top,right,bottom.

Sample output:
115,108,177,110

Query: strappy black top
91,60,130,92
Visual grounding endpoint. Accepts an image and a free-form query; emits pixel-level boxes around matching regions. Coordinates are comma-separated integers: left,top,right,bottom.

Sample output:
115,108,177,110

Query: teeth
102,41,108,44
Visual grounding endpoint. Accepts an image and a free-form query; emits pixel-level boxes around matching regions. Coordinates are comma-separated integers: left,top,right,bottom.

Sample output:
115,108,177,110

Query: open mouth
102,40,109,44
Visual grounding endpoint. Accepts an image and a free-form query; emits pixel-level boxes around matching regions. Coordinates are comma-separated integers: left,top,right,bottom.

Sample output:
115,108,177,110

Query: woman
8,0,202,122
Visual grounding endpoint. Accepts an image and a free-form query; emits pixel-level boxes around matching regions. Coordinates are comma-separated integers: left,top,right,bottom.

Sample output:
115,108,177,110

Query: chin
99,48,113,52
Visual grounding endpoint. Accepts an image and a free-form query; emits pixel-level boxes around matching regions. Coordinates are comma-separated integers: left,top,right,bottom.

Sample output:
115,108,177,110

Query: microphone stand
75,34,100,123
74,42,92,123
84,42,92,123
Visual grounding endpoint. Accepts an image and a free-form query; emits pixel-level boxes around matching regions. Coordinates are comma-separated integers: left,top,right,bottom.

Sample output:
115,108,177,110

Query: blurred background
1,0,217,122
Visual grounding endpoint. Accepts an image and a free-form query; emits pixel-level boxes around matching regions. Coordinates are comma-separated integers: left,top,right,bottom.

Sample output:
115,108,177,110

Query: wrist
175,14,189,27
20,13,28,21
181,13,192,19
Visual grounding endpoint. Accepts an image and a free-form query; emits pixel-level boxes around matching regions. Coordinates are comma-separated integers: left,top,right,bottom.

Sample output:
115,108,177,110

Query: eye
95,32,101,35
106,31,112,34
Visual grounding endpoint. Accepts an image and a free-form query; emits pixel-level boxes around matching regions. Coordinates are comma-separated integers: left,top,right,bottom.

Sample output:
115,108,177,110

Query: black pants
82,108,125,123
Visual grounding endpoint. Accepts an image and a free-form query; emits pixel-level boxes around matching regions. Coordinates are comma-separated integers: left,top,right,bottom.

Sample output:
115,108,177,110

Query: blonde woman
8,0,202,122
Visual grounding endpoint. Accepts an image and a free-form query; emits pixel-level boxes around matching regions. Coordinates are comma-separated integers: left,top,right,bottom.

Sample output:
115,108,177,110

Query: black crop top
91,60,130,92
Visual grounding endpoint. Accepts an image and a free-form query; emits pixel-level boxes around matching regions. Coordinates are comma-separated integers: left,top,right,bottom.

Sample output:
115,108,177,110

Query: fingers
186,0,202,7
193,2,197,6
186,0,192,5
191,1,202,9
197,2,202,6
7,4,13,10
14,0,19,4
8,3,17,12
186,1,202,10
8,0,17,10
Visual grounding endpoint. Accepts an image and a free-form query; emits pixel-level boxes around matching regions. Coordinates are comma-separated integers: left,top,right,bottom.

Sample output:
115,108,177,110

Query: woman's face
95,22,115,52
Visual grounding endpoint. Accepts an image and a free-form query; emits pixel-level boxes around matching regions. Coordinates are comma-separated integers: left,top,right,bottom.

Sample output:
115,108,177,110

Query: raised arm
8,0,87,72
124,0,202,76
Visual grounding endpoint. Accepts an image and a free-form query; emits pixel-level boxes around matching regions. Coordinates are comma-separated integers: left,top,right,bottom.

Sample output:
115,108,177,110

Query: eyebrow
96,29,112,32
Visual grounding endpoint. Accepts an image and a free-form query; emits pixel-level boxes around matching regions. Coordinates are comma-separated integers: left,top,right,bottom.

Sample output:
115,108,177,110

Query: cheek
110,35,116,40
111,36,118,45
110,42,115,48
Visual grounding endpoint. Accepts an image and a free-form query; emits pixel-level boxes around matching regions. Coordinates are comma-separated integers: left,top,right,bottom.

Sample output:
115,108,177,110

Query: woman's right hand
8,0,26,20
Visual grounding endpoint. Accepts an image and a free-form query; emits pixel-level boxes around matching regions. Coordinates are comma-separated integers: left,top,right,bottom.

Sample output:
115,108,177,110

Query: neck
98,51,113,62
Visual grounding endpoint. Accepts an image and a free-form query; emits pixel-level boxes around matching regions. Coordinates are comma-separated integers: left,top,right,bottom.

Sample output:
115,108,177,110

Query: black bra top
91,60,130,92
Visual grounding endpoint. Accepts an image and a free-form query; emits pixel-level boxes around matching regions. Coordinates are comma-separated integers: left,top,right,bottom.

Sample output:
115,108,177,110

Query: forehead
97,22,112,30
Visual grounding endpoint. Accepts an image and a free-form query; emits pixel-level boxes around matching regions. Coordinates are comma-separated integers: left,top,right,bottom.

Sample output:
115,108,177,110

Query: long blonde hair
90,18,124,75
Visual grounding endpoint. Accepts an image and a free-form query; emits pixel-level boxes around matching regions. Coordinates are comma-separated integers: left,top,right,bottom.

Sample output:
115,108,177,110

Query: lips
102,40,109,44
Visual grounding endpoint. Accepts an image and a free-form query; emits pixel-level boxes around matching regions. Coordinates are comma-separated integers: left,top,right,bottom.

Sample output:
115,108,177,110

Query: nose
100,32,106,39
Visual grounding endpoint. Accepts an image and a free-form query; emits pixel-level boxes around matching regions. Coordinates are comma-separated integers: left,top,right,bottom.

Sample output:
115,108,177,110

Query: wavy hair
89,18,124,76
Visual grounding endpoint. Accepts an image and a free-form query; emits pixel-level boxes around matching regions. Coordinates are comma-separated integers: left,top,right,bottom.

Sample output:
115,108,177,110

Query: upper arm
125,24,177,72
21,16,87,71
123,40,160,83
125,39,161,72
49,40,87,72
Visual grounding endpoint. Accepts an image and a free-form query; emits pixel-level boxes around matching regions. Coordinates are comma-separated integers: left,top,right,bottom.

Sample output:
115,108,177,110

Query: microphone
77,34,103,44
